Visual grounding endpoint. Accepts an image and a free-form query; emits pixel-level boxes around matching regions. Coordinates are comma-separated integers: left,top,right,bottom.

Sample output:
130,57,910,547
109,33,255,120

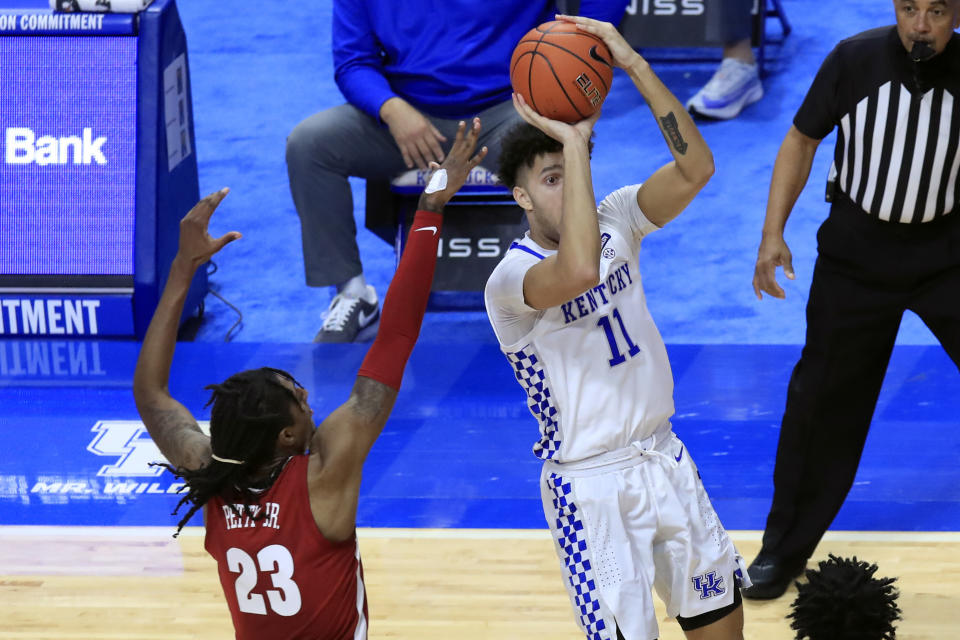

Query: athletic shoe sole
688,82,764,120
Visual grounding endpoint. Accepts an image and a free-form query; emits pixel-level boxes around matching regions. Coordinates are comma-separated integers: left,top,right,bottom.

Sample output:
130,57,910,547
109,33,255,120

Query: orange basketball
510,21,614,124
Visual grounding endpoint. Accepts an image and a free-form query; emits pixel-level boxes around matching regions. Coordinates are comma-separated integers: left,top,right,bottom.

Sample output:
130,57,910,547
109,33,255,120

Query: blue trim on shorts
547,472,614,640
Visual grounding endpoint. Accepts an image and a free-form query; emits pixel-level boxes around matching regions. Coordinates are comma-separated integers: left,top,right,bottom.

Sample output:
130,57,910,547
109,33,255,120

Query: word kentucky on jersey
561,262,634,324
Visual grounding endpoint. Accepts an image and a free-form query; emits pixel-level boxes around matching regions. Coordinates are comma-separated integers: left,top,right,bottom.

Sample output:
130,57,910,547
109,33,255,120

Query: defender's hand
753,234,795,300
418,118,488,212
556,14,642,69
177,188,242,268
380,97,448,170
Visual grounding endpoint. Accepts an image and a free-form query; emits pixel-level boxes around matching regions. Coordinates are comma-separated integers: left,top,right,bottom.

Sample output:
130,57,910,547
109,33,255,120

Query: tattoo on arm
350,377,396,422
142,407,210,469
309,378,398,479
659,112,688,155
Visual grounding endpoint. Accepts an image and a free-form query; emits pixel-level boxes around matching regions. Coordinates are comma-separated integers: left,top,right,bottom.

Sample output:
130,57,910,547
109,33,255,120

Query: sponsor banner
0,9,135,34
0,36,137,277
0,294,134,336
619,0,761,48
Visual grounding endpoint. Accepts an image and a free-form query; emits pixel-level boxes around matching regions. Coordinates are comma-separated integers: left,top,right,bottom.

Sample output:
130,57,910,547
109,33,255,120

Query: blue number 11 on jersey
597,307,641,366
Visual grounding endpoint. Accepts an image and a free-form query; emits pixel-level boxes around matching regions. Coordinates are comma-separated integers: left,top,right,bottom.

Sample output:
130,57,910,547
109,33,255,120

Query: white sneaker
314,285,380,343
686,58,763,120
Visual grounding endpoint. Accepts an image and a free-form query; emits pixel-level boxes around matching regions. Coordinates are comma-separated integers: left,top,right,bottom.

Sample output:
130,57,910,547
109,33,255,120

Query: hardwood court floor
0,528,957,639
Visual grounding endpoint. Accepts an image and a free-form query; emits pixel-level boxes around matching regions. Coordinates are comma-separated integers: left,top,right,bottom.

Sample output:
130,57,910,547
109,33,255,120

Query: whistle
910,40,936,62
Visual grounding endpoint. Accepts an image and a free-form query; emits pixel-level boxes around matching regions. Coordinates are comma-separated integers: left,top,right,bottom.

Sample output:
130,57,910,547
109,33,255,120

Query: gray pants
706,0,754,45
285,100,521,288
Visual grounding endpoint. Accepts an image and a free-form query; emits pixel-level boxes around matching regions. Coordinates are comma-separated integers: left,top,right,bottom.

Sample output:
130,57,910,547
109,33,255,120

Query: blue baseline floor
1,340,957,531
1,1,957,537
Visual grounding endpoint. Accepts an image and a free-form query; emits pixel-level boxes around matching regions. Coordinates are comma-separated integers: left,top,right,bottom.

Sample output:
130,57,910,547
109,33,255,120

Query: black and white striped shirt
796,27,960,224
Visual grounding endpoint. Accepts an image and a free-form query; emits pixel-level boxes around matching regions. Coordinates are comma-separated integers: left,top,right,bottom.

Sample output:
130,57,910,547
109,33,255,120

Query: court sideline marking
2,526,959,543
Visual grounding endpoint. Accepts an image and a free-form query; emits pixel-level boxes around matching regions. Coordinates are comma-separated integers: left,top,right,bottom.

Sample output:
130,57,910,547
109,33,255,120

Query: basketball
510,21,614,124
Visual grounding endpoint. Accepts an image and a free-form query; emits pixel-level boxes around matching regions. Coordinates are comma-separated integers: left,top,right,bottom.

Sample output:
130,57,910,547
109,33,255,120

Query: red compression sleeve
358,210,442,390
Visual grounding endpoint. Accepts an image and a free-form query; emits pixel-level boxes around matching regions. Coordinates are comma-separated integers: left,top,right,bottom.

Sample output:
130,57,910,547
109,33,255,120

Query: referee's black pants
759,200,960,564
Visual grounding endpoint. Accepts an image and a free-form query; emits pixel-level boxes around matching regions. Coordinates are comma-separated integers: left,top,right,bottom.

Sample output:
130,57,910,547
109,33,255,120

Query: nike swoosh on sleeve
414,226,438,235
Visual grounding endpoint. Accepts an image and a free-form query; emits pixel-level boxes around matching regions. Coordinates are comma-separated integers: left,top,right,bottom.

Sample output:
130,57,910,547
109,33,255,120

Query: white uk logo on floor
87,420,210,477
87,421,166,477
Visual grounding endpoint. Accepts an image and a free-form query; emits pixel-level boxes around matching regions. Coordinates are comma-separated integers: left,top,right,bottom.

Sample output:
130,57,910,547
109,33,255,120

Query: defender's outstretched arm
133,189,241,471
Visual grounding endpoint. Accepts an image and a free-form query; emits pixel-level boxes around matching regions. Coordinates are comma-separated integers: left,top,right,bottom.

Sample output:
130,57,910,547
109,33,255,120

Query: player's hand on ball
573,107,602,143
556,14,643,70
513,92,598,146
418,118,488,212
177,188,242,268
752,233,795,300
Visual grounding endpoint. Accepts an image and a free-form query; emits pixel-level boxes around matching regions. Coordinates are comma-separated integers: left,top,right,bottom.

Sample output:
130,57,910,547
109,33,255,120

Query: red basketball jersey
204,455,368,640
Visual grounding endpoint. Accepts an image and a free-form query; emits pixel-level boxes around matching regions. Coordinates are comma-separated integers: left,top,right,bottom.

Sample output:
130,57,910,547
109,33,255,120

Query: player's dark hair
789,555,901,640
153,367,303,537
496,122,594,190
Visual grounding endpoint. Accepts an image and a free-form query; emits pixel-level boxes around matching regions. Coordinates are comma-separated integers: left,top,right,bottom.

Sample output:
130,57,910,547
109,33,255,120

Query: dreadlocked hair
789,554,901,640
496,122,594,190
152,367,304,537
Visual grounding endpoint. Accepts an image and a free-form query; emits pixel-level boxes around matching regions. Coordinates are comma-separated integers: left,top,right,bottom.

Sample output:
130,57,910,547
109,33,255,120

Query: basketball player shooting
485,15,748,640
132,119,486,639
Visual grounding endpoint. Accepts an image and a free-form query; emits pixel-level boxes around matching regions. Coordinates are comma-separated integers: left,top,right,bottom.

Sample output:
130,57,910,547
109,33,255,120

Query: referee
746,0,960,599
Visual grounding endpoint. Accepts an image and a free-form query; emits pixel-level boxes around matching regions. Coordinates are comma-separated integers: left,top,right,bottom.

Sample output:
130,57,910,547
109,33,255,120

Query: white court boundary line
1,526,960,543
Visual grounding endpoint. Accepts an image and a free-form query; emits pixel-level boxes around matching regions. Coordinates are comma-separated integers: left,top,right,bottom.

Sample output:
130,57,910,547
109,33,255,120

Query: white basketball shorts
540,427,750,640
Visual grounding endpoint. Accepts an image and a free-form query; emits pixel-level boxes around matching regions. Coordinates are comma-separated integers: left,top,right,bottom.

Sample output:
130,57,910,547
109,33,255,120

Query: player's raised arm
310,119,487,495
133,189,242,471
511,93,603,310
558,14,715,227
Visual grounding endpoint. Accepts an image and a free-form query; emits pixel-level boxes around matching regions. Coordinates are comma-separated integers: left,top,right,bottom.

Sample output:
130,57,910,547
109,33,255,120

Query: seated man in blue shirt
286,0,555,342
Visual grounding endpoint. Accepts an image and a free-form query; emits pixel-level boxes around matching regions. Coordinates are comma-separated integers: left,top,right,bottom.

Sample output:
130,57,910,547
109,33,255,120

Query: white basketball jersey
485,185,675,463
